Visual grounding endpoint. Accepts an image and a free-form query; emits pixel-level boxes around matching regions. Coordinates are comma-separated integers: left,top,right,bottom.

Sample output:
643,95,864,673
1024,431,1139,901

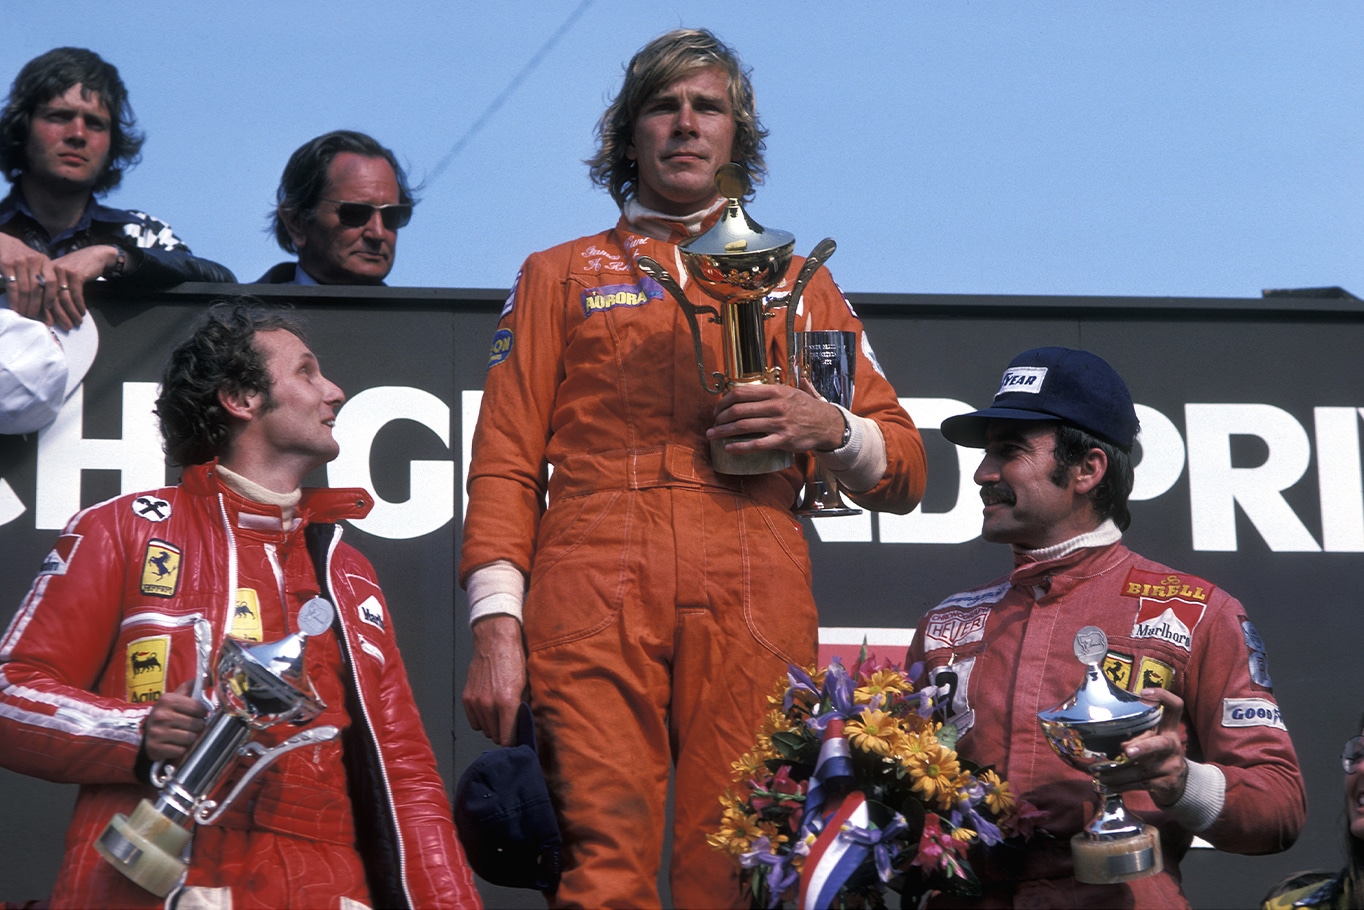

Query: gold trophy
95,600,340,897
1037,626,1164,884
636,164,835,475
792,330,861,516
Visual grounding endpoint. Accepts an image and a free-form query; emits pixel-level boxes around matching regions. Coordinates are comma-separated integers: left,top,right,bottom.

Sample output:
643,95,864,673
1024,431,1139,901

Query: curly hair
156,298,307,467
0,47,144,193
586,28,767,210
272,129,416,253
1049,423,1137,531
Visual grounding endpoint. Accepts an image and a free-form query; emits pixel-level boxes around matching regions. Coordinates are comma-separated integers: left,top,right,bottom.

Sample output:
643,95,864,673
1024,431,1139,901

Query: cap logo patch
996,366,1047,397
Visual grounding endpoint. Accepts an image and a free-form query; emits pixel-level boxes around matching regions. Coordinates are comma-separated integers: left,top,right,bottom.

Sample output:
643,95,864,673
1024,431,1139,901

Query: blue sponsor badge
487,329,513,368
580,279,661,317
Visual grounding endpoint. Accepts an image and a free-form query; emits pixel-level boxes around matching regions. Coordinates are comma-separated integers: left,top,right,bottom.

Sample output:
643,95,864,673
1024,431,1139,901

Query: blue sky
7,1,1361,298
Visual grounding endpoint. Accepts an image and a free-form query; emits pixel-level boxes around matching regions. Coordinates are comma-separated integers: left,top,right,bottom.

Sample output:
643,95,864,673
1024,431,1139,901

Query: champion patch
230,588,264,642
487,328,513,368
1222,697,1286,731
1102,651,1134,690
922,604,991,651
125,635,169,703
38,534,82,576
132,495,172,522
1241,617,1274,688
1136,657,1174,691
996,366,1047,396
580,279,661,317
357,595,386,632
140,541,182,598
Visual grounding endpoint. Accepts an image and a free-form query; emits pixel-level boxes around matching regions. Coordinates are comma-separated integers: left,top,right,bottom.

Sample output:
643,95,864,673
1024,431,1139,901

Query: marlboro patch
140,541,182,597
125,636,169,703
1126,570,1207,652
230,589,264,642
1102,651,1133,691
38,534,82,577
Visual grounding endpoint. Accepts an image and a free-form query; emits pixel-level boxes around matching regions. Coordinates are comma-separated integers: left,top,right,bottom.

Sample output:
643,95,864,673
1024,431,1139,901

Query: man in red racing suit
0,301,480,909
907,347,1304,908
460,29,926,909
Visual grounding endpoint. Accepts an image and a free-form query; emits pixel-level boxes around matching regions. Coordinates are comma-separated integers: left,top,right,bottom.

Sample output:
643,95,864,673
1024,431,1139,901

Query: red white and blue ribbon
798,791,871,910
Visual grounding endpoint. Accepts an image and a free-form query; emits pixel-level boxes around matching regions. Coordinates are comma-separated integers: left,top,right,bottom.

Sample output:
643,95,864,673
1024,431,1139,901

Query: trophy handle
195,724,340,825
635,255,726,394
783,238,837,386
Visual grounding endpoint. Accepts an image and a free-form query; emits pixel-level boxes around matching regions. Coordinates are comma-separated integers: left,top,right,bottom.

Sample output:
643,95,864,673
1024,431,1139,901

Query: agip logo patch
580,280,661,317
230,588,264,642
125,635,169,703
140,541,182,597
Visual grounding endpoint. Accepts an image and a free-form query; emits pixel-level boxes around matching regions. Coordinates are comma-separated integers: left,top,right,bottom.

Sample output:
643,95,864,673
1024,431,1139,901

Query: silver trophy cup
792,330,861,516
1037,626,1164,885
95,598,340,897
635,163,835,475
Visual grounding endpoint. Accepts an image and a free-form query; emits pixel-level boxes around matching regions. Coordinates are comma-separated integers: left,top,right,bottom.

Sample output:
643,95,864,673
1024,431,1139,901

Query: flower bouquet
709,648,1045,909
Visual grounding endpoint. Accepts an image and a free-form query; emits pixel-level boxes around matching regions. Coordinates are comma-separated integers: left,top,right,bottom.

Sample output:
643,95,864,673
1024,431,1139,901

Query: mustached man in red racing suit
459,28,927,910
906,347,1305,909
0,300,480,909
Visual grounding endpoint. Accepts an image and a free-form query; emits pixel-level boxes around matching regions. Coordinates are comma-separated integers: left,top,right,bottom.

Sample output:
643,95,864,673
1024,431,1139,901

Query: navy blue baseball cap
940,347,1139,450
453,703,562,892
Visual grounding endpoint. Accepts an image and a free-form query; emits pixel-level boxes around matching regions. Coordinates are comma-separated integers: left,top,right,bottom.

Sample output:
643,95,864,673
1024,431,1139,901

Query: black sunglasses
321,199,413,230
1343,735,1364,773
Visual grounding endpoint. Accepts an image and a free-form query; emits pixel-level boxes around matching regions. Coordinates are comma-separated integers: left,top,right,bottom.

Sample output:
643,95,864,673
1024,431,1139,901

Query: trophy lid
1037,626,1161,737
679,164,795,260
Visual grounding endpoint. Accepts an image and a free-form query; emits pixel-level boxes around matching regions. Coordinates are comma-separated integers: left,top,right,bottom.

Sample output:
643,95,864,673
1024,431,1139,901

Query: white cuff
467,560,525,625
816,405,887,493
1165,759,1225,833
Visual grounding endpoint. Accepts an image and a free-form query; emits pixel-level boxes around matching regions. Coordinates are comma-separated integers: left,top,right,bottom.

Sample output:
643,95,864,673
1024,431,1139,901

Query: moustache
980,484,1016,507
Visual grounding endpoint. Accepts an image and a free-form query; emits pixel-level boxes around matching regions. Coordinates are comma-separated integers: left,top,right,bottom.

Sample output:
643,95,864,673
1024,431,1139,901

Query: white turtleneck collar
216,463,302,527
1015,518,1122,563
622,196,726,243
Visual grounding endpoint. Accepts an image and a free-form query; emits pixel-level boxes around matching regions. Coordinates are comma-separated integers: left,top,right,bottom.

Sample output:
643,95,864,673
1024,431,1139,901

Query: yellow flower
950,826,977,844
854,669,913,705
980,769,1017,816
710,802,767,855
907,743,961,809
731,752,765,779
845,709,900,756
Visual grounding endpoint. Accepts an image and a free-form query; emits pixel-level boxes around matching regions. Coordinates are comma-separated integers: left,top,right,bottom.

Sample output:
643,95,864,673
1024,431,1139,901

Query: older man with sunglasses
258,130,415,286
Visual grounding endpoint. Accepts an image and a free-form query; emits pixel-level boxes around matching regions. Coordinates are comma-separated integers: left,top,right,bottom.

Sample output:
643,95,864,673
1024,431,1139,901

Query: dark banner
1,287,1360,908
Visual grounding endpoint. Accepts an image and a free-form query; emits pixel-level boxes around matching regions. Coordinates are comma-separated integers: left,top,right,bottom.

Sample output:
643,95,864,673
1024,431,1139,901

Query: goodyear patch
125,635,169,703
357,594,386,633
580,279,661,318
230,588,264,642
1241,617,1274,688
487,328,513,368
997,366,1048,396
1102,651,1133,691
38,534,82,576
921,603,991,651
140,541,182,597
131,494,172,522
1136,657,1174,691
1222,697,1286,731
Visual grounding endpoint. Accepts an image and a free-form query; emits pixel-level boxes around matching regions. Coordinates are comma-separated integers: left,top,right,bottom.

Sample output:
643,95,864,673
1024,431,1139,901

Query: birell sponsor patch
996,366,1047,396
1124,569,1209,652
38,534,82,577
357,595,386,633
125,635,169,703
140,541,182,598
1102,651,1134,691
1241,617,1274,688
131,494,172,522
230,588,264,642
922,604,991,651
1135,657,1175,692
580,280,661,318
1222,697,1287,732
487,328,514,368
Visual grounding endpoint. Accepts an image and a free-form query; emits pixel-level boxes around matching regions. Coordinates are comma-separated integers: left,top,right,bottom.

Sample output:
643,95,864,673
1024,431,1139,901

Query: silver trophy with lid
96,598,341,896
1036,625,1164,884
636,164,835,475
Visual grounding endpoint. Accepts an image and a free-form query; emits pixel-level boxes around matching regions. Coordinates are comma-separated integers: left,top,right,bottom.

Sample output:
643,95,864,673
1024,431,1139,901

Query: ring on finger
4,275,14,282
35,274,45,287
59,285,69,291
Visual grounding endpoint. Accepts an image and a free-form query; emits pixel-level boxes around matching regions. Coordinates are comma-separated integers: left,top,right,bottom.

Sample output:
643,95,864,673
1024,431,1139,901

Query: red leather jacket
0,463,479,908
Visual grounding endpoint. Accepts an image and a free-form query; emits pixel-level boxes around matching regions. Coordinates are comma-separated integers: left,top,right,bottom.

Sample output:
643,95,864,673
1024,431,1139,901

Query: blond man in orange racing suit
460,29,926,909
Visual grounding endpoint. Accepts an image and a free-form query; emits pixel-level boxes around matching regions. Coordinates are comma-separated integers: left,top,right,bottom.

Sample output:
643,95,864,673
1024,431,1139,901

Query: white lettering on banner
35,383,164,530
328,387,453,540
876,398,979,545
1130,404,1185,502
1186,404,1320,552
1315,407,1364,552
